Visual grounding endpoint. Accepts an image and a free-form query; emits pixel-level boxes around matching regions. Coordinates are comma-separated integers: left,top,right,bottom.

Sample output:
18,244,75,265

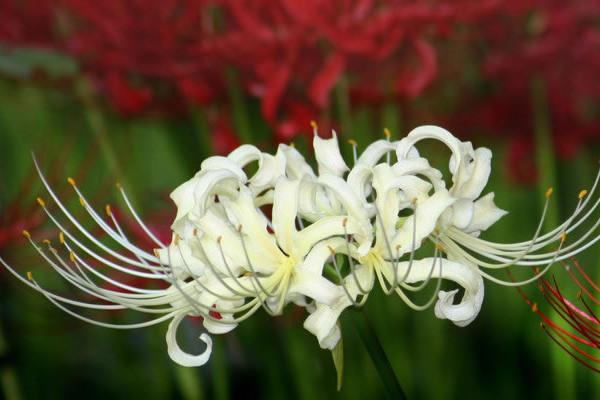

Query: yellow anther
435,243,444,252
116,183,122,189
578,190,588,199
59,232,65,244
105,204,112,217
411,198,418,204
43,239,51,245
310,120,318,131
383,128,391,138
434,228,440,234
79,197,86,207
217,236,222,244
153,249,160,258
342,217,348,228
348,139,357,146
69,251,75,262
22,230,31,239
545,187,553,198
561,231,567,243
328,246,336,255
37,197,46,207
290,142,296,148
534,267,540,275
67,177,76,186
174,234,180,245
27,272,33,281
531,303,538,312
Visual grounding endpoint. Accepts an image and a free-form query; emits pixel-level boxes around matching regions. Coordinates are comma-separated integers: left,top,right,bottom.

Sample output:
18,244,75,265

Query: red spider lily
455,0,600,182
0,0,233,116
55,0,232,116
0,0,55,48
510,259,600,373
225,0,501,125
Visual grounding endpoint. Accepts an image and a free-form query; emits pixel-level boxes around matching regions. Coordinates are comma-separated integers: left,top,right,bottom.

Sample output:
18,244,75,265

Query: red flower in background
0,0,55,47
224,0,500,128
451,0,600,182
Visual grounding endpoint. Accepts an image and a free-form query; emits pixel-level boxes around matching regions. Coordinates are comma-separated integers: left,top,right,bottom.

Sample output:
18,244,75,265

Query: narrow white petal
464,193,508,234
314,130,349,177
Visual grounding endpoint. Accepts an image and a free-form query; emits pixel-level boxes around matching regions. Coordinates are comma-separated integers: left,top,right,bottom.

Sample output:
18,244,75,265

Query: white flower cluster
3,125,597,367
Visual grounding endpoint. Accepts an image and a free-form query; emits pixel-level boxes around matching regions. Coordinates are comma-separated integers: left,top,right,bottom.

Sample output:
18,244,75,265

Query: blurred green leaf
0,43,77,79
331,324,344,391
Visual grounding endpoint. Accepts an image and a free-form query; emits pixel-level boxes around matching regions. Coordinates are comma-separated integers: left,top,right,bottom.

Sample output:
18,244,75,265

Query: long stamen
341,218,369,296
348,139,358,165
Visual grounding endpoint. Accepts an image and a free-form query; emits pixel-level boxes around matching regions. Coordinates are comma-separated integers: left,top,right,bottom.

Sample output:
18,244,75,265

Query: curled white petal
397,258,484,327
464,193,508,234
314,130,349,177
166,313,213,367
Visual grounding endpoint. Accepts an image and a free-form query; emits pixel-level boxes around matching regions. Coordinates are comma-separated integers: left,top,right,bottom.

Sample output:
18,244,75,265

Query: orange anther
578,190,588,199
27,272,33,281
67,177,76,186
37,197,45,207
545,188,553,198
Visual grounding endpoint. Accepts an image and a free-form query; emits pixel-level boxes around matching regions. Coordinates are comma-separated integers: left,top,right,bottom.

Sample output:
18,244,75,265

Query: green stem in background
0,322,22,400
212,339,229,400
381,102,402,138
334,75,352,136
531,77,576,400
225,68,252,144
175,365,204,400
349,309,407,400
190,106,216,158
74,78,122,179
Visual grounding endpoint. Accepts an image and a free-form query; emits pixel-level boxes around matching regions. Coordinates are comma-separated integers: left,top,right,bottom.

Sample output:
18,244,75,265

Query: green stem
174,365,204,400
74,78,122,179
0,322,22,400
531,77,576,400
225,68,252,144
349,309,407,400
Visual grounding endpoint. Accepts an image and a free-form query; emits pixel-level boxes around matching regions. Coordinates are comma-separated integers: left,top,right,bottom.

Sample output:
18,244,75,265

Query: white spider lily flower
394,125,600,289
160,172,374,346
0,160,218,367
